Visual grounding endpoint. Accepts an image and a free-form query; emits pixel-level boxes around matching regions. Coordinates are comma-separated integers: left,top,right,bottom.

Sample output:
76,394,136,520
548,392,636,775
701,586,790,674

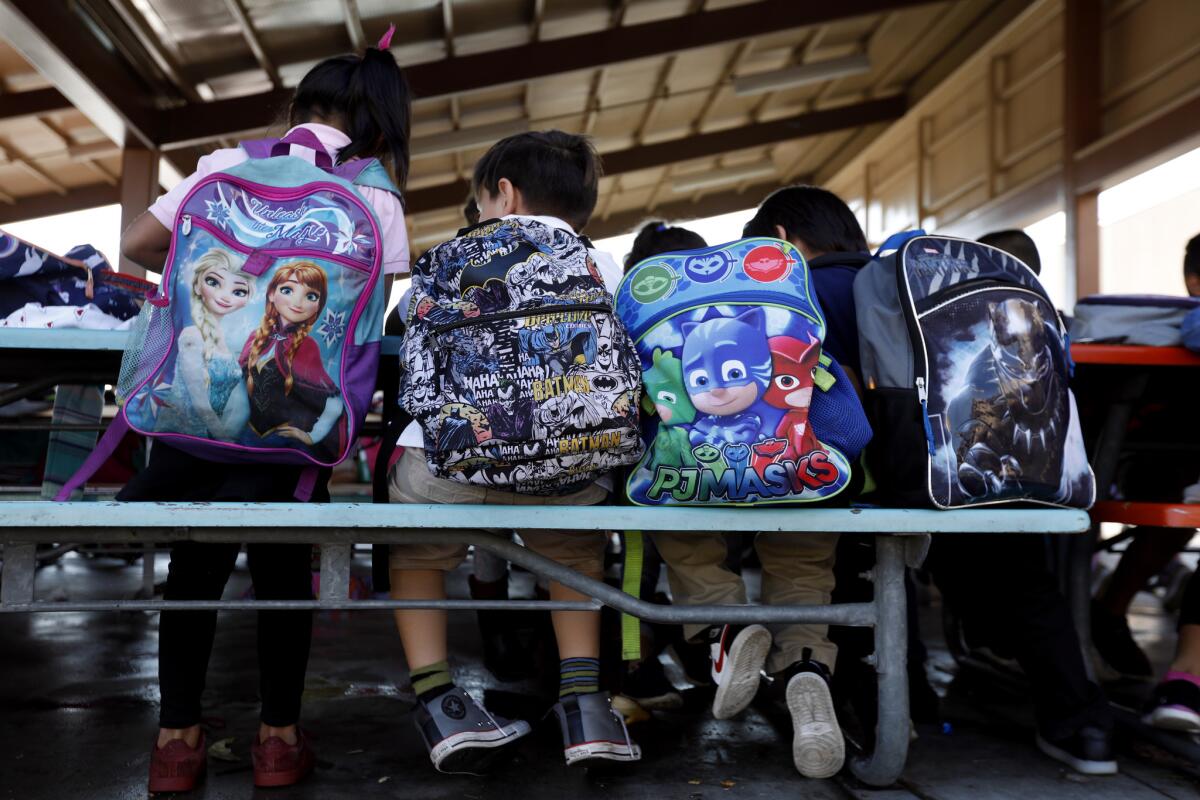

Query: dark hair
472,130,602,231
742,185,868,255
624,221,707,271
289,47,412,194
463,196,480,226
979,229,1041,275
1186,233,1200,277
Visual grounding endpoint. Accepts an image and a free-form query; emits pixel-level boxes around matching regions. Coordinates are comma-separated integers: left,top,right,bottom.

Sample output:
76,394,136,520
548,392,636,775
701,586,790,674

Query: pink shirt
148,123,410,275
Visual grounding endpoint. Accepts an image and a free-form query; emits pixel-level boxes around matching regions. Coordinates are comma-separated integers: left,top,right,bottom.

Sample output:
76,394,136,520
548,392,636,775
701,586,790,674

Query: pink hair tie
377,23,395,50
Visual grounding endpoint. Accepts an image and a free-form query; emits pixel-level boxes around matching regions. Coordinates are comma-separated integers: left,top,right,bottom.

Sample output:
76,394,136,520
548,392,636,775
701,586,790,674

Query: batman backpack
398,217,643,494
613,237,872,506
853,231,1095,509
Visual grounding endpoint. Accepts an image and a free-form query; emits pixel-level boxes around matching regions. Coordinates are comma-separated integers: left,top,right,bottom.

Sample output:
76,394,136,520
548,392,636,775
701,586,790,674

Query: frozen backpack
56,128,398,501
854,231,1095,509
613,238,872,506
398,217,643,494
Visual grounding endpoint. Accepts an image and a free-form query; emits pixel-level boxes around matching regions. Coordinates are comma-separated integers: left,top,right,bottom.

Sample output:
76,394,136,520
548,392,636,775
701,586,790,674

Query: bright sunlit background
7,144,1200,310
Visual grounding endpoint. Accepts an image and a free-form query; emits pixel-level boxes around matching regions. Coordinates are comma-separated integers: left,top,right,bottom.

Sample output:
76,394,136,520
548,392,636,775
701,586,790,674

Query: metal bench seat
0,500,1089,787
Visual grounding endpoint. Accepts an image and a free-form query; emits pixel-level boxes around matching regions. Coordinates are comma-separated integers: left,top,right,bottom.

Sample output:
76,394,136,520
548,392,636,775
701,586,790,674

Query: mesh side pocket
116,300,176,402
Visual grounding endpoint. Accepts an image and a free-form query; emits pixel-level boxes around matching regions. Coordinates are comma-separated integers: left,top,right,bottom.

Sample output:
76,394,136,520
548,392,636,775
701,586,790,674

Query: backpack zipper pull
915,377,936,455
181,214,192,236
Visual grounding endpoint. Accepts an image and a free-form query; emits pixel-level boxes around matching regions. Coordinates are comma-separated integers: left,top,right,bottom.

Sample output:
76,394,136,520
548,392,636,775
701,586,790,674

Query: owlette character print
240,261,346,461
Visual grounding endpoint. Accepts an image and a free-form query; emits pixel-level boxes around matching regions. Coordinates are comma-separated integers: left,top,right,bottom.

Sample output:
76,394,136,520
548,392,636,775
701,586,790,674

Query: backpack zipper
181,214,192,236
915,376,935,456
430,303,612,335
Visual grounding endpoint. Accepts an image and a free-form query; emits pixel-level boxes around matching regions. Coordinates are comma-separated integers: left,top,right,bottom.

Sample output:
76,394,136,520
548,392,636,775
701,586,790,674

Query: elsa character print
154,249,252,440
239,261,345,460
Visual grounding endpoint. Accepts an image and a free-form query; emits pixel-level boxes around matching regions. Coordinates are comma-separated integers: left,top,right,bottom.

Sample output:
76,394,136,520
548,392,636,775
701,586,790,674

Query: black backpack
853,231,1094,509
399,218,643,494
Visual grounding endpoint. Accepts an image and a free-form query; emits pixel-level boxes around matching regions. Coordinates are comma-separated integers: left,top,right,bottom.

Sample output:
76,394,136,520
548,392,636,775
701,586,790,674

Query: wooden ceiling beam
341,0,367,53
0,183,121,225
157,0,933,147
106,0,203,103
0,88,70,121
0,0,160,148
442,0,456,58
405,95,906,214
585,178,786,240
222,0,281,89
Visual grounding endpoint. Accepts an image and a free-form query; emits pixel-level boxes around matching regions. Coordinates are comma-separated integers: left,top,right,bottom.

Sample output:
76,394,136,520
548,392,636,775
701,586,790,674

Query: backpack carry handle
270,129,334,170
873,229,926,257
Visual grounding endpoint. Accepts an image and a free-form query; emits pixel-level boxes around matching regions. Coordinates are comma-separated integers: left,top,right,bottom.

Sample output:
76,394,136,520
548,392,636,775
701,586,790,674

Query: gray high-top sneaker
414,686,531,774
551,691,642,766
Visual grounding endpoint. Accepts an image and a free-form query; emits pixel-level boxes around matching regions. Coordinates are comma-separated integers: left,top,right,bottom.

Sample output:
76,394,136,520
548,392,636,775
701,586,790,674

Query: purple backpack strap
331,159,372,182
241,132,372,183
54,416,130,501
240,137,277,159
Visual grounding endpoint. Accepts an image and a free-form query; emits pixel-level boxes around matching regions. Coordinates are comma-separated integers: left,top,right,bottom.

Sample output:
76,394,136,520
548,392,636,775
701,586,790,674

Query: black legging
117,443,327,729
1179,569,1200,630
925,534,1111,739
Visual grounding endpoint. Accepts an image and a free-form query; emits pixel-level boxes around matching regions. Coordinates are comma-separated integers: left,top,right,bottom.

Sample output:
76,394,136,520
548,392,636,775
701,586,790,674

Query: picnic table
0,328,126,410
1067,344,1200,763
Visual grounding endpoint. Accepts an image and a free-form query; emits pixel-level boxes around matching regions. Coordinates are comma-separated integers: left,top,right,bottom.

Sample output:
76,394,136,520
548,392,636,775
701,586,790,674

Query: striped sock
411,660,453,702
559,657,601,698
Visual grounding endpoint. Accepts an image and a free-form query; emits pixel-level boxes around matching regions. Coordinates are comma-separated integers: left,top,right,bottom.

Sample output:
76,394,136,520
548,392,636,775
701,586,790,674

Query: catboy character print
615,238,870,506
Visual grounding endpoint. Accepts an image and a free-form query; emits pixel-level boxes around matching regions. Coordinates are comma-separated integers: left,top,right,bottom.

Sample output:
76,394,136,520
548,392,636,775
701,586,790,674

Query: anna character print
239,261,345,460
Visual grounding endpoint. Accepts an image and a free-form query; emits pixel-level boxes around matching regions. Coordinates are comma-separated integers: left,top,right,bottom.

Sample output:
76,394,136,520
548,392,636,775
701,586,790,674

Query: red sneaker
252,729,315,788
148,733,207,794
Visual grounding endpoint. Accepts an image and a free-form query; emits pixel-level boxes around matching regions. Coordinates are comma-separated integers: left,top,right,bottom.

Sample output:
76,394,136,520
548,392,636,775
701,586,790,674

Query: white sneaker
710,624,772,720
786,662,845,779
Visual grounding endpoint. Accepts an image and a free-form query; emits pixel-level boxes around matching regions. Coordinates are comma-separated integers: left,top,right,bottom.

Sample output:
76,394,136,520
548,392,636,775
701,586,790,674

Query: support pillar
1062,0,1102,304
118,145,159,277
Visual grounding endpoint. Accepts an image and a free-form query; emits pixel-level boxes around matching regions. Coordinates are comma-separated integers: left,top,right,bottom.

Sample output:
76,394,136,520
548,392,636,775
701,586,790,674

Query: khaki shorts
387,448,609,577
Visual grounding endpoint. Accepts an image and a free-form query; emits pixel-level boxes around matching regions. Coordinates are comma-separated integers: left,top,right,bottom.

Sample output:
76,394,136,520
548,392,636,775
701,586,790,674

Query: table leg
849,534,909,787
1070,372,1148,677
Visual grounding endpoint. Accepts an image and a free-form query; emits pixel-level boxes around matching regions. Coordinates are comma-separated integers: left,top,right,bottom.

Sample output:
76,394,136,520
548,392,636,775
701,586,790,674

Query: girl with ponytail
239,261,344,459
117,28,412,794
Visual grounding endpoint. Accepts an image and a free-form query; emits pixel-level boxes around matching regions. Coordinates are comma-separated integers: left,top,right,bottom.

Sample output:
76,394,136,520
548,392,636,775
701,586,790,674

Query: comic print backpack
854,231,1095,509
398,217,643,494
613,238,872,506
56,129,398,501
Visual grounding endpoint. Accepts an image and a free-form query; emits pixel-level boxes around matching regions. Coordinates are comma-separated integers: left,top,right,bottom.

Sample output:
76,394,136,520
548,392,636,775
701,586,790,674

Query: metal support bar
850,535,909,787
0,529,879,625
140,544,155,599
0,375,113,407
319,544,351,603
1,542,36,604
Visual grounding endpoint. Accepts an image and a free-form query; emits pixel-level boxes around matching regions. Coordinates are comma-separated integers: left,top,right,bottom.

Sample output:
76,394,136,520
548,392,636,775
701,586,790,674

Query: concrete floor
2,549,1199,800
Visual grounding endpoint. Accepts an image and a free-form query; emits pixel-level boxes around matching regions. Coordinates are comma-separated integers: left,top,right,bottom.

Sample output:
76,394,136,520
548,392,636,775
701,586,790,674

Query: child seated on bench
651,186,871,780
387,131,640,774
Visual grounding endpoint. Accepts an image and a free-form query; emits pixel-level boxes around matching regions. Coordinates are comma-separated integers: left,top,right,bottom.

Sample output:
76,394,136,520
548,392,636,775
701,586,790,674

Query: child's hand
278,426,314,445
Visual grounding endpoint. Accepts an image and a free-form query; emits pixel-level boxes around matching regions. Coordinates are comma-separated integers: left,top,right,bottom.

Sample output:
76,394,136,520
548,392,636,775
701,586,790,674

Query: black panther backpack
398,217,643,494
853,231,1094,509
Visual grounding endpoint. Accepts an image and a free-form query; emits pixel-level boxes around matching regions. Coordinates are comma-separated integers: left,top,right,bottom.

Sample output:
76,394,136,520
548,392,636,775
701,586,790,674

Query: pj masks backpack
614,238,871,506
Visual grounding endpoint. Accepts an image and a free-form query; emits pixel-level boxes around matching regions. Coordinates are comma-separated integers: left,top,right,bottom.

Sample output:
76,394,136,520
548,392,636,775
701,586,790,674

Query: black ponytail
289,47,412,197
742,185,868,255
624,221,707,271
